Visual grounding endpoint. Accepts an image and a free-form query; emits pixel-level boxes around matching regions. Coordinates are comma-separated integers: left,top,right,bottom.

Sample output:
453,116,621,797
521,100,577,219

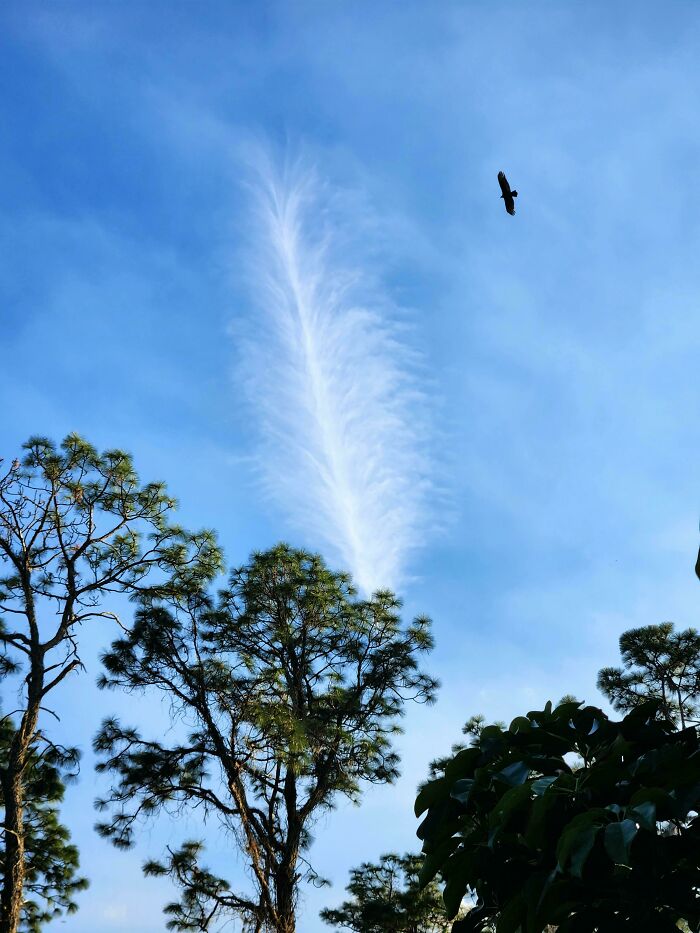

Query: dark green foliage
321,852,455,932
0,719,87,931
598,622,700,727
143,842,244,931
415,699,700,933
94,544,438,932
0,434,221,692
427,716,506,784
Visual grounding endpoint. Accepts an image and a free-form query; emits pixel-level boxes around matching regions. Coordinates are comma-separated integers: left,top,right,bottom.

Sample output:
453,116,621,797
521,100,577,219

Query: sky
1,1,700,930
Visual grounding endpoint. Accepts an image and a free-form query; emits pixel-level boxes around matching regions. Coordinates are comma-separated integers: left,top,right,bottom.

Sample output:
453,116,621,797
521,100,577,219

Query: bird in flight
498,171,518,215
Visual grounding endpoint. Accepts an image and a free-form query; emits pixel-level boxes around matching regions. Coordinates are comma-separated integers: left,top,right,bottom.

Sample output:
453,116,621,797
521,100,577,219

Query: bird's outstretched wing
498,171,515,215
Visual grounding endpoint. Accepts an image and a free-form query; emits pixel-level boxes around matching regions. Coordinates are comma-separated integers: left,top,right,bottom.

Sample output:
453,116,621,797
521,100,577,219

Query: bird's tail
512,190,518,197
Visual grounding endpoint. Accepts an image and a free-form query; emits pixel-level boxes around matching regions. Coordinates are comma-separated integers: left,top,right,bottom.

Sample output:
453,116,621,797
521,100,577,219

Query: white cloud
235,151,434,593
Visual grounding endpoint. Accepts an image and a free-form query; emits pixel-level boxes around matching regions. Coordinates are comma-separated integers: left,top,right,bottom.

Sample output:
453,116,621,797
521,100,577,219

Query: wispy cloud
235,152,432,594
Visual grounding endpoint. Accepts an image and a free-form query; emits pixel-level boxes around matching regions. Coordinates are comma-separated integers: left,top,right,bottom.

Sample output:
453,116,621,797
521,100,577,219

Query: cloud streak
237,154,432,594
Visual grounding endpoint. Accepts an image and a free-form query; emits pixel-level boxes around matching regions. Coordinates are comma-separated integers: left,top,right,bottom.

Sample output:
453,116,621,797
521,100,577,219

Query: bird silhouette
498,171,518,215
695,545,700,581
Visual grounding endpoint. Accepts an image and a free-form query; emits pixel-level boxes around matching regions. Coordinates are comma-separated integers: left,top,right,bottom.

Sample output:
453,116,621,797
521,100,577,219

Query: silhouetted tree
94,544,438,933
321,852,454,932
597,622,700,727
0,435,220,933
426,716,507,783
0,718,87,931
416,699,700,932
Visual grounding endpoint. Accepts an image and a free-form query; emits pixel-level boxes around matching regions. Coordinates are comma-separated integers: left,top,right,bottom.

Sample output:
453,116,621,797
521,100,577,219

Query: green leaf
520,870,559,932
568,827,598,878
495,893,524,933
557,813,606,878
417,836,459,888
629,787,673,821
450,778,475,805
444,747,481,783
451,915,486,933
553,700,584,719
416,797,452,843
491,783,531,829
415,777,448,817
496,760,530,786
525,791,562,849
536,879,581,926
603,819,637,866
509,716,531,734
627,800,656,832
443,863,469,918
531,775,558,796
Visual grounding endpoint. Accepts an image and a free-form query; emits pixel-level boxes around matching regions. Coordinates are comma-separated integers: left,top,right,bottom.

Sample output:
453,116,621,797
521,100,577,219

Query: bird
695,545,700,581
498,171,518,215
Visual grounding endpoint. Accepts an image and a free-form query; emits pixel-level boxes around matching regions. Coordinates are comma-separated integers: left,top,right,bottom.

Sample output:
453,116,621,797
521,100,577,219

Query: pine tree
0,435,221,933
320,852,454,933
597,622,700,727
94,544,438,932
0,718,88,931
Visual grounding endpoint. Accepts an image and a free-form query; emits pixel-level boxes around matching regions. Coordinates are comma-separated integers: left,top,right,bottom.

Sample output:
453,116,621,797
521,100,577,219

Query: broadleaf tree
0,435,221,933
93,544,438,933
415,699,700,932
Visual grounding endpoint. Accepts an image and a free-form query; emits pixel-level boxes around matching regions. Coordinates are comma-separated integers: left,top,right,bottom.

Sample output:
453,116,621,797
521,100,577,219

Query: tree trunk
274,763,300,933
274,857,298,933
1,763,27,933
1,644,43,933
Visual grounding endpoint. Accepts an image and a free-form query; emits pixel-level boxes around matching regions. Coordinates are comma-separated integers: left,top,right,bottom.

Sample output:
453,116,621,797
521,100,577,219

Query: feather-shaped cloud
237,154,432,594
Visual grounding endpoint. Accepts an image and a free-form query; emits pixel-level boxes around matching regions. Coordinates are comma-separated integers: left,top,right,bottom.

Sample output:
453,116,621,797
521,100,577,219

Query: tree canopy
415,699,700,933
598,622,700,727
0,434,219,933
0,717,87,932
94,544,438,932
321,852,454,933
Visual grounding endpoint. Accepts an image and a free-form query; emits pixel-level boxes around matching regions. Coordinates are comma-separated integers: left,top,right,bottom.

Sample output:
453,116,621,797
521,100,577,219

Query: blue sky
1,2,700,930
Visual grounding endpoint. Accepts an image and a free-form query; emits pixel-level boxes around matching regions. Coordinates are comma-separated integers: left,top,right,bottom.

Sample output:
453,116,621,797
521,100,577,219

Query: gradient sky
1,2,700,930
